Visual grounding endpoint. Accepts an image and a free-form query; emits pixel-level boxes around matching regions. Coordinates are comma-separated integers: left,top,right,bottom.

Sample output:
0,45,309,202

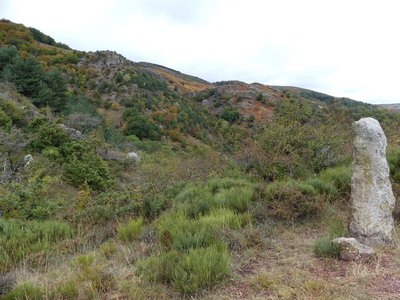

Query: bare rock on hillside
349,117,395,245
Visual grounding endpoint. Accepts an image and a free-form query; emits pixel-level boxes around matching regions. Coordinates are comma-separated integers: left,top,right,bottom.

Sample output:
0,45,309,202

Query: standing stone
349,117,395,245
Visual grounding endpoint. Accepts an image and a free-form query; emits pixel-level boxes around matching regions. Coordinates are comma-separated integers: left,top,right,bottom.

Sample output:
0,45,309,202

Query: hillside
1,19,400,299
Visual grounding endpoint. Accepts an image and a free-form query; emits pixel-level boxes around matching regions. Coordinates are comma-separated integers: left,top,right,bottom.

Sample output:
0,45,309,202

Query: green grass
0,219,74,272
136,244,230,295
117,217,144,242
199,208,246,230
157,212,215,251
313,237,340,258
2,282,44,300
173,244,230,294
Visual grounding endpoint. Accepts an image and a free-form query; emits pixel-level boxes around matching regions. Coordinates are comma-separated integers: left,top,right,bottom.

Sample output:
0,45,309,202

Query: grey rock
349,117,395,245
96,148,124,161
23,154,33,167
59,124,85,140
332,237,375,261
126,151,140,161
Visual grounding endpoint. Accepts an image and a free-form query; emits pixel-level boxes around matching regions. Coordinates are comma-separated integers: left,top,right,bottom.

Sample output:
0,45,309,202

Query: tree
123,108,161,140
0,46,19,71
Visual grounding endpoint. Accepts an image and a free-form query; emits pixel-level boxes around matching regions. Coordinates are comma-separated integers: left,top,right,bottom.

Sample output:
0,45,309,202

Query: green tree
123,108,161,140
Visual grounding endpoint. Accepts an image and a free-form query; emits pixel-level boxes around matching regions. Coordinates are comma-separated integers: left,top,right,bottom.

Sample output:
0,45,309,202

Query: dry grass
5,215,400,300
204,222,400,300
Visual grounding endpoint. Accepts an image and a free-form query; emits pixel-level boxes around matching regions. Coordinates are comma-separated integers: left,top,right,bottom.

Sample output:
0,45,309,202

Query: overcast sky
1,0,400,104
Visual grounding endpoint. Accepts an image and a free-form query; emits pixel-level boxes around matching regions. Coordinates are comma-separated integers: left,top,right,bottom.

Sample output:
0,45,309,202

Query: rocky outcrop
332,237,375,261
349,117,395,245
59,124,85,140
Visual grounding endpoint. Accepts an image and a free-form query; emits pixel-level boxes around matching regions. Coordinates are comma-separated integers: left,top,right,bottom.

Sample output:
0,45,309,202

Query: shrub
136,244,230,295
261,180,322,221
313,237,340,258
136,250,179,283
2,282,44,300
0,108,12,130
63,151,113,190
30,124,70,151
172,244,230,294
304,177,337,198
174,185,213,218
199,208,244,230
118,217,144,242
220,107,241,123
157,212,214,251
123,108,161,140
320,166,351,195
142,195,169,220
213,186,254,212
42,146,61,161
174,178,256,218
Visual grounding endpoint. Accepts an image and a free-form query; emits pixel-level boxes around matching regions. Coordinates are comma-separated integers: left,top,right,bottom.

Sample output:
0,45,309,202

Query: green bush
3,282,44,300
261,180,322,221
0,108,12,130
0,170,60,220
42,146,61,161
142,195,169,220
157,212,215,251
136,250,179,283
220,107,241,123
63,151,113,191
123,108,161,140
118,217,144,242
30,124,70,151
172,244,230,294
174,185,213,218
304,177,337,198
213,186,254,212
199,208,244,230
320,166,351,195
76,205,114,224
313,237,340,258
174,178,256,218
136,244,230,295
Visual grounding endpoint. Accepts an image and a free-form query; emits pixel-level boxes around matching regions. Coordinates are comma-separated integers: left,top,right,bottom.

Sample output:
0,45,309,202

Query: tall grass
2,282,44,300
136,176,256,294
117,217,144,242
136,244,230,294
0,219,74,272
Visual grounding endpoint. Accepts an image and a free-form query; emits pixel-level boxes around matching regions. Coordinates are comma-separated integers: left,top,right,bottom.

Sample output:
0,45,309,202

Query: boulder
332,237,375,262
126,151,140,161
349,117,395,245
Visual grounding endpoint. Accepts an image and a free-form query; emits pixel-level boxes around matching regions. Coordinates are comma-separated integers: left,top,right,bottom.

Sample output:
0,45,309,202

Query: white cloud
1,0,400,103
